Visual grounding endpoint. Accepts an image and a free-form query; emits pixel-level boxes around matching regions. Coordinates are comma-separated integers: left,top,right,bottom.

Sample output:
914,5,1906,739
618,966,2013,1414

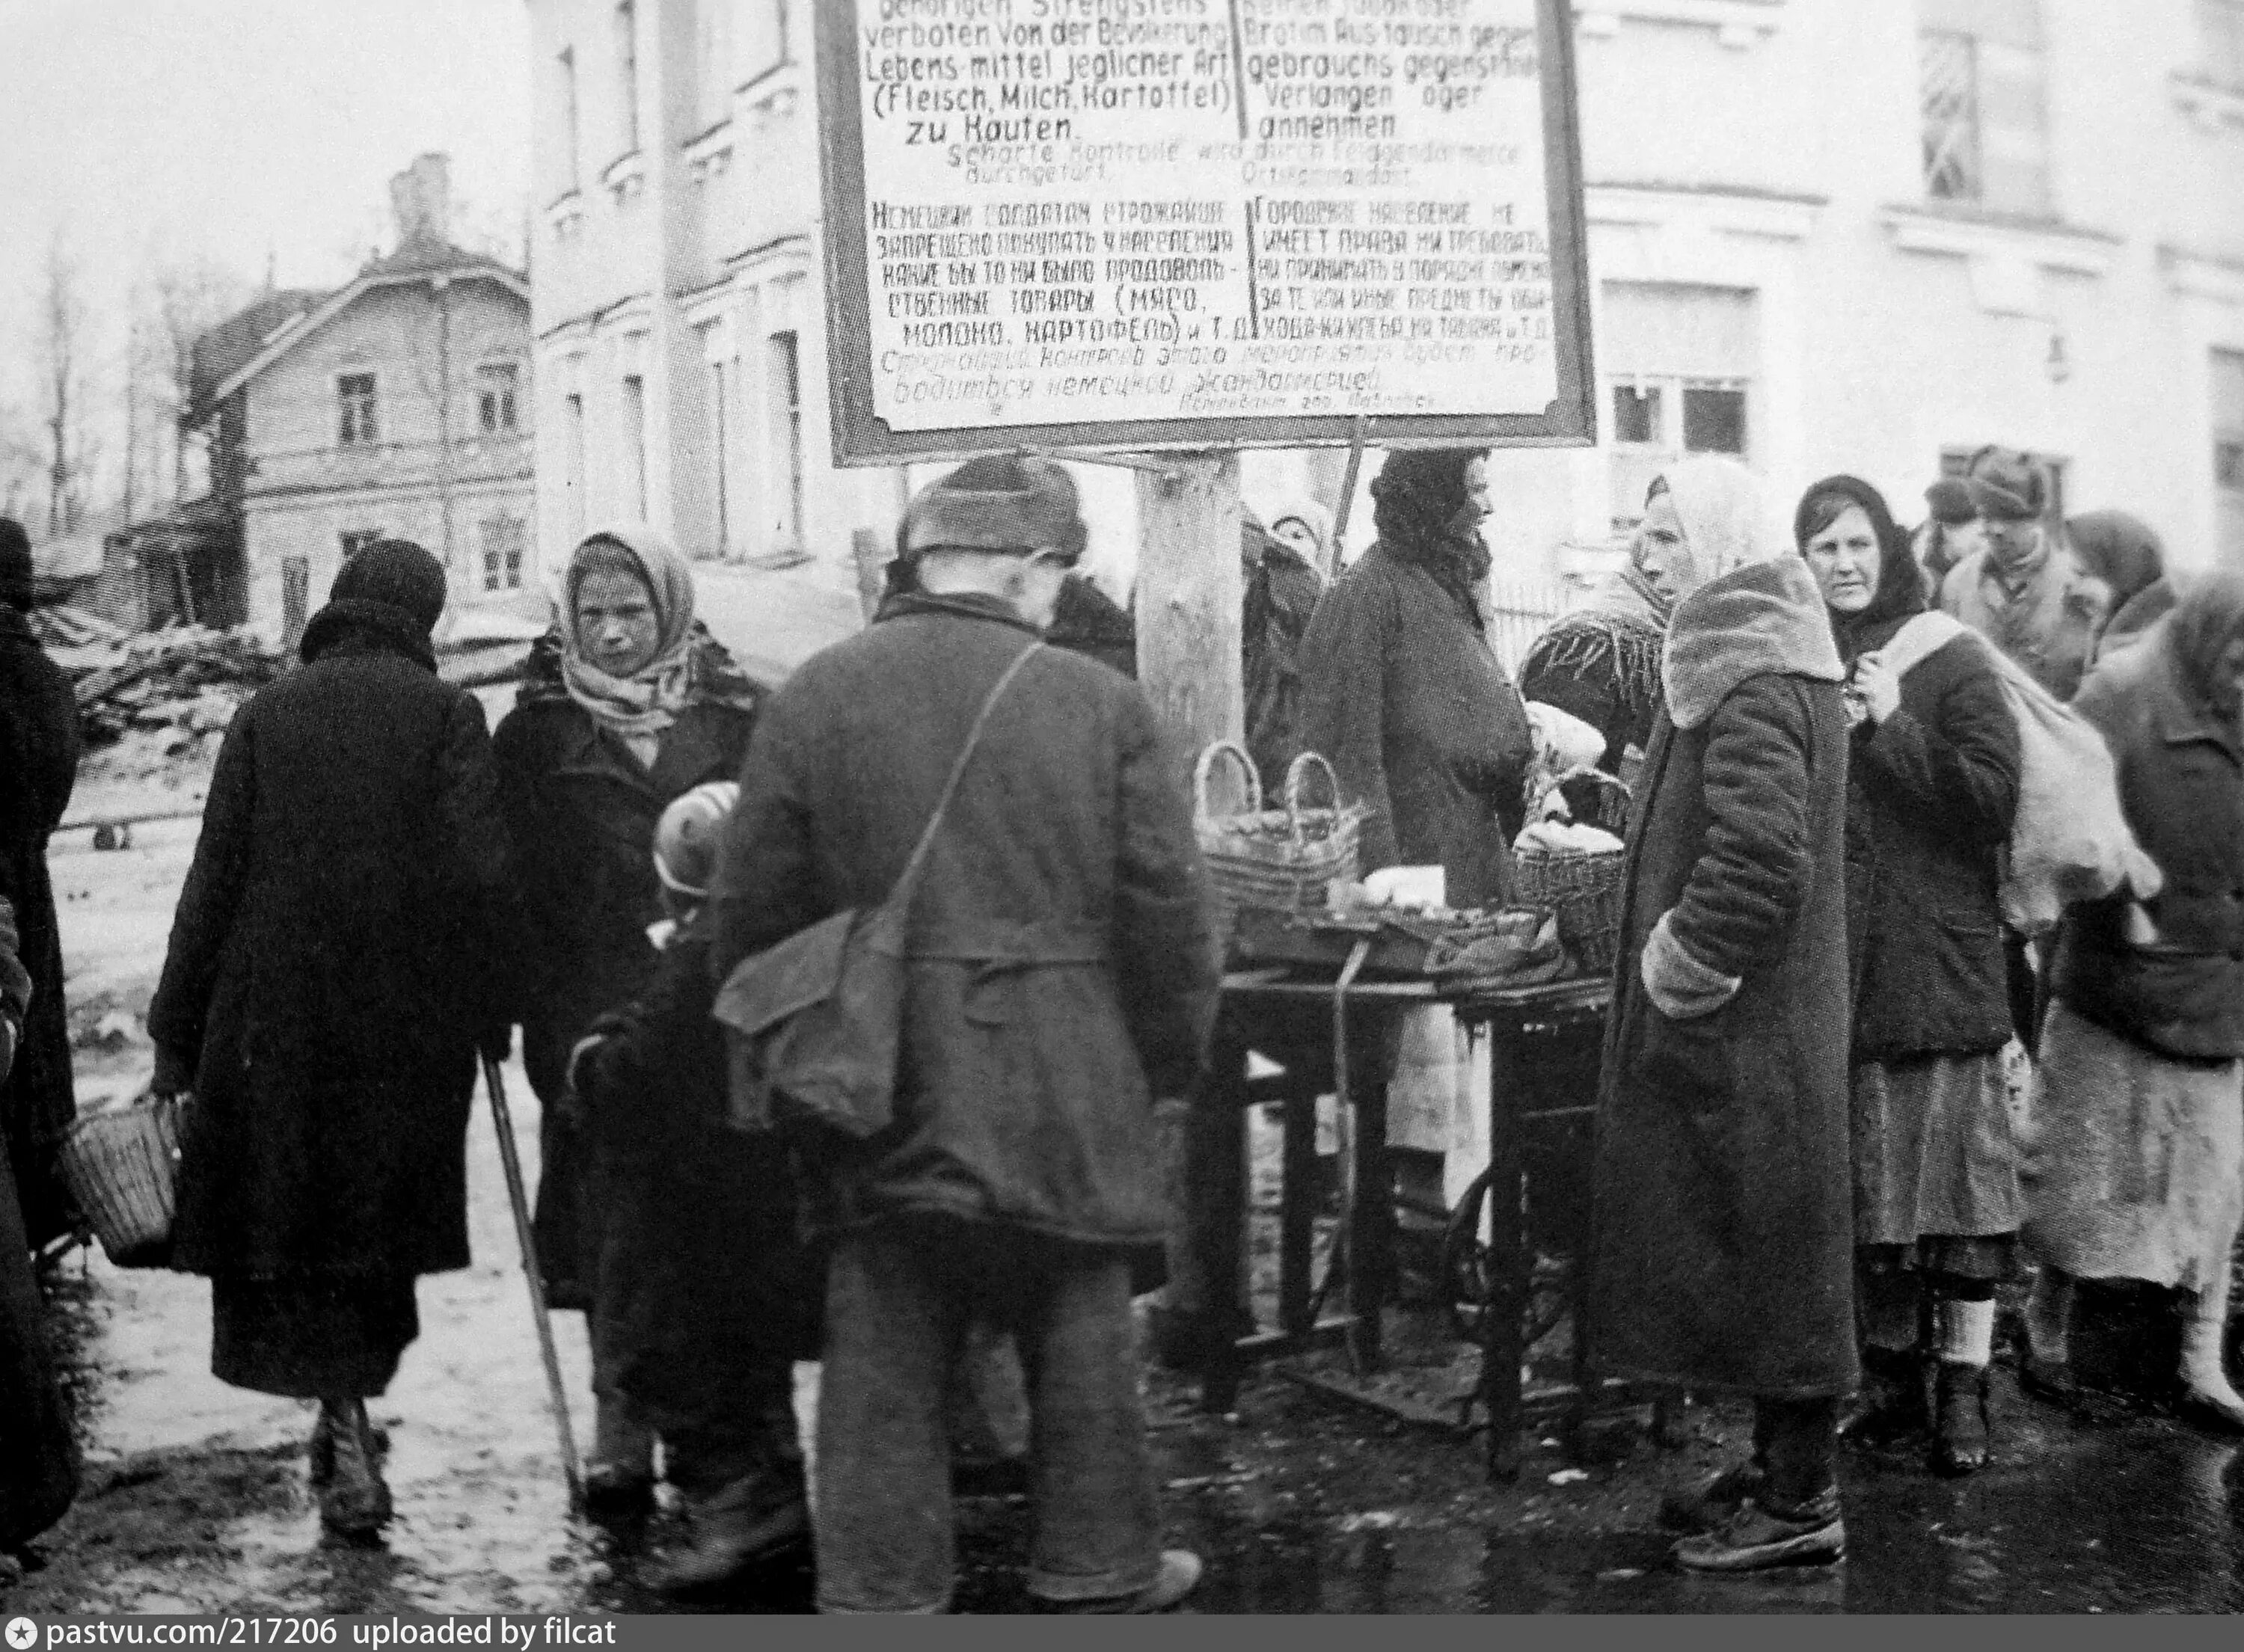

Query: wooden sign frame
816,0,1597,466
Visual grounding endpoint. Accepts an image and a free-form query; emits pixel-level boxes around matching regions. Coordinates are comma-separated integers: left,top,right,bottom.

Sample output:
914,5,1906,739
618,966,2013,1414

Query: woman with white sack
1795,476,2023,1476
2020,570,2244,1434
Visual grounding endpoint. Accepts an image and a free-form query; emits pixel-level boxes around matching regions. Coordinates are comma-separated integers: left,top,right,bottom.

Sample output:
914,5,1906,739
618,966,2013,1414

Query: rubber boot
2179,1251,2244,1434
316,1398,393,1541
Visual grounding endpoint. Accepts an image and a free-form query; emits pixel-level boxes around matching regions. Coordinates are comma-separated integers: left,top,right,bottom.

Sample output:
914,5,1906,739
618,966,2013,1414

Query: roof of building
191,239,529,421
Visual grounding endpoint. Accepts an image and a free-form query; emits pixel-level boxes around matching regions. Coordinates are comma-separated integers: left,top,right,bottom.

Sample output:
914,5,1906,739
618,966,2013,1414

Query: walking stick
482,1051,586,1513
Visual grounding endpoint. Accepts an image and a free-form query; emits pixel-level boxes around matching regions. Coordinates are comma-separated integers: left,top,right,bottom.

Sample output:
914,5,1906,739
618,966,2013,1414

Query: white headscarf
1658,455,1791,591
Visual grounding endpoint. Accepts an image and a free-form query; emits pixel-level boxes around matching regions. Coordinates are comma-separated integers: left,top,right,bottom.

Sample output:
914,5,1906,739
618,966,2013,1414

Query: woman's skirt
1852,1050,2022,1248
212,1274,420,1398
2023,1003,2244,1293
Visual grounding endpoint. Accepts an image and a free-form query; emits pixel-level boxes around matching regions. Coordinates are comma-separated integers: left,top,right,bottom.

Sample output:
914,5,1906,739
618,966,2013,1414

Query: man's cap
1963,446,2047,522
654,781,740,900
899,455,1086,561
1924,479,1977,526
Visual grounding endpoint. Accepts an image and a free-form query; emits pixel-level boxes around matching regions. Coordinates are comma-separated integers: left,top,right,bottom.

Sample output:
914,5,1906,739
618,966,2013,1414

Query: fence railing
1486,571,1578,675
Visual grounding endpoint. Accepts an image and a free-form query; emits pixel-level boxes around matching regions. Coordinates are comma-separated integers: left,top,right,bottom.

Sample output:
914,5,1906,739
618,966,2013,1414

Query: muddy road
13,778,2244,1615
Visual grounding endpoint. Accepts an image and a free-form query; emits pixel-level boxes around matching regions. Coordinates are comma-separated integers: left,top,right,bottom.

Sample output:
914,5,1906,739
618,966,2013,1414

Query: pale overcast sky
0,0,530,473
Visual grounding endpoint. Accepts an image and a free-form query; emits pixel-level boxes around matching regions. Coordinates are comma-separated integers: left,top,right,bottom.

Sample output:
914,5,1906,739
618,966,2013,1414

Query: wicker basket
1195,743,1366,939
1512,848,1627,974
58,1091,182,1268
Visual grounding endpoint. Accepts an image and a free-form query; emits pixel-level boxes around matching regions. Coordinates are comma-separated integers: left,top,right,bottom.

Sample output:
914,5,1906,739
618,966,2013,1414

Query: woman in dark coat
148,541,518,1539
1587,460,1856,1572
0,516,82,1252
1297,448,1533,909
2070,510,2171,663
1796,476,2023,1476
1,892,78,1566
2023,570,2244,1434
491,524,758,1507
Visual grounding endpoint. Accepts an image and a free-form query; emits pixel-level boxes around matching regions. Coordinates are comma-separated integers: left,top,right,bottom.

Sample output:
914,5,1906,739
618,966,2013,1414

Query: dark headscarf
1369,448,1492,631
2067,511,2165,609
298,538,447,669
2162,568,2244,719
1794,474,1925,666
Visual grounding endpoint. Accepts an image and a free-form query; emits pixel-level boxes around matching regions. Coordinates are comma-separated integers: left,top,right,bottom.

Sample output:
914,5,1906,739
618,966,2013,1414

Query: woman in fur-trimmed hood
491,524,761,1507
1587,457,1857,1573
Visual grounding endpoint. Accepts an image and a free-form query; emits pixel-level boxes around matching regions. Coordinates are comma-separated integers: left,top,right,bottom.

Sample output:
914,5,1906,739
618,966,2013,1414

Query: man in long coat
711,455,1219,1613
1589,526,1857,1570
0,517,82,1251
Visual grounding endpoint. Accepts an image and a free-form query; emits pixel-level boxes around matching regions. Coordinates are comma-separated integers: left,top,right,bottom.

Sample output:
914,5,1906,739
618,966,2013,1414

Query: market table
1191,961,1615,1481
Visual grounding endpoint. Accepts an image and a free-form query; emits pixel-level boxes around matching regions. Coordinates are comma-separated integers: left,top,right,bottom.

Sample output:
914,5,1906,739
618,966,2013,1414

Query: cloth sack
1879,611,2160,936
715,644,1044,1141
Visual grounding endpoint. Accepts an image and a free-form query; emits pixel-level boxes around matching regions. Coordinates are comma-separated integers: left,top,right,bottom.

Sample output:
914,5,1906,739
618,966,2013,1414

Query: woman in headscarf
2020,568,2244,1434
1299,447,1532,909
1518,482,1686,776
1795,476,2022,1476
1265,494,1336,580
492,526,763,1511
1587,455,1857,1572
2070,510,2172,661
148,541,520,1539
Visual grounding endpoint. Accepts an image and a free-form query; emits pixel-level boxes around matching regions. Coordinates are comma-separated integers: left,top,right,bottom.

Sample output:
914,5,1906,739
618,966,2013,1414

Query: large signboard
818,0,1595,463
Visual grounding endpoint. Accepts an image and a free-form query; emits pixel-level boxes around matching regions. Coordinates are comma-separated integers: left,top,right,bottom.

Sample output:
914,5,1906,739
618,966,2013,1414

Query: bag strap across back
889,641,1045,912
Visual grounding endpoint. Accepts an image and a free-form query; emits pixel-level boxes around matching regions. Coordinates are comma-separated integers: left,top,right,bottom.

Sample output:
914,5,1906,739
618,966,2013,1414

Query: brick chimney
389,153,453,251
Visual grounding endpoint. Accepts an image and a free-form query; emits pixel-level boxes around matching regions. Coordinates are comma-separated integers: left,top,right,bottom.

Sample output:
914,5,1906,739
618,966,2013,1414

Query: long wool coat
490,643,755,1296
0,603,82,1248
1297,542,1533,908
149,628,518,1282
711,592,1220,1257
1588,559,1857,1399
0,894,77,1550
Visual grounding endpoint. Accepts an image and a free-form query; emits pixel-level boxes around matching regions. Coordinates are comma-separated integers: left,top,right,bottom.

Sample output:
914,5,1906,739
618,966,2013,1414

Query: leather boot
2178,1305,2244,1434
584,1394,657,1518
317,1399,393,1540
1930,1363,1992,1476
641,1468,810,1595
1841,1345,1928,1449
309,1410,390,1487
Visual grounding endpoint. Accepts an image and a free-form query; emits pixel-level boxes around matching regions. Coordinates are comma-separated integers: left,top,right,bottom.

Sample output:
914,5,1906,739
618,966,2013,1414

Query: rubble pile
53,618,287,752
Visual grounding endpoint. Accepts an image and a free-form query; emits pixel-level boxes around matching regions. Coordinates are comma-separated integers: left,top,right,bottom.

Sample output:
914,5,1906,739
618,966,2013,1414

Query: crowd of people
1,429,2241,1606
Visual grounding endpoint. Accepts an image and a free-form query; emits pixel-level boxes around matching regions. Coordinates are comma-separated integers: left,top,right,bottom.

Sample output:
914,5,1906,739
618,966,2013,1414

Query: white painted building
523,0,2244,631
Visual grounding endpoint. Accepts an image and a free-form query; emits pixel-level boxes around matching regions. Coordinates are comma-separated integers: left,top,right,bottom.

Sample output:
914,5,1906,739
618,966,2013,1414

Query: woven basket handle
1282,750,1340,843
1194,740,1263,826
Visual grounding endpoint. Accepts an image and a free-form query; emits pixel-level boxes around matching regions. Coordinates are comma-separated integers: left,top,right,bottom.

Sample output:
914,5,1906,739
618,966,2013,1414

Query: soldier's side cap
1963,446,2047,522
901,455,1087,559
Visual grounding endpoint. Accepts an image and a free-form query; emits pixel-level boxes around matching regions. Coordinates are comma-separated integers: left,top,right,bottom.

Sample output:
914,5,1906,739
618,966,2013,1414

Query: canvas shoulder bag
1880,611,2159,936
715,641,1044,1140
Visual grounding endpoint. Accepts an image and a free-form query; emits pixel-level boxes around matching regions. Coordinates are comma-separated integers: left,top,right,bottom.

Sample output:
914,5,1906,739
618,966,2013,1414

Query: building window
2216,350,2244,560
1600,282,1759,527
615,1,640,153
558,46,581,188
2202,0,2244,92
480,515,527,592
744,0,791,81
767,331,803,553
623,372,649,520
340,529,383,561
337,373,378,446
1917,1,2050,215
710,357,731,553
478,363,520,434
